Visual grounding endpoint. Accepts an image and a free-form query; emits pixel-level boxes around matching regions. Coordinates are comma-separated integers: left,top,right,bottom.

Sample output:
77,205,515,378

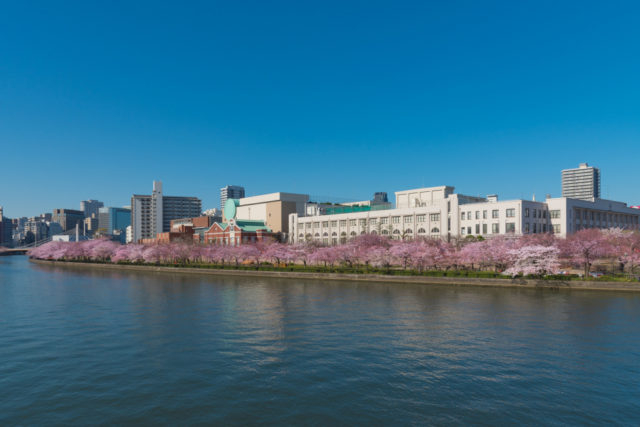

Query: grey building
131,181,201,242
561,163,601,200
220,185,245,209
52,209,85,232
80,200,104,218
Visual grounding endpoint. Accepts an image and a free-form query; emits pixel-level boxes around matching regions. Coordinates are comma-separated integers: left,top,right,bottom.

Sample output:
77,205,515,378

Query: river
1,256,639,425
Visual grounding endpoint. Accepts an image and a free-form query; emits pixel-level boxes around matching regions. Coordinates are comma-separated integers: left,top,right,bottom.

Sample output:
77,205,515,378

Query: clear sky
1,1,639,217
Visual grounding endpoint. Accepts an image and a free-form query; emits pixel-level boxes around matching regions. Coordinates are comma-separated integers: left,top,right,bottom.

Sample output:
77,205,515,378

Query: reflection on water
1,256,640,424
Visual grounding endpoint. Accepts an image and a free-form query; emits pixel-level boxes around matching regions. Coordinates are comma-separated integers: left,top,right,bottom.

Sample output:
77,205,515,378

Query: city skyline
2,1,640,217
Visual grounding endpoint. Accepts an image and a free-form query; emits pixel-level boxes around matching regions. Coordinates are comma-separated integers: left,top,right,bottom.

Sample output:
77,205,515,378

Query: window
524,223,530,233
533,223,537,233
506,209,515,218
506,222,516,233
492,210,499,219
381,229,389,235
431,227,440,233
416,214,426,223
313,222,320,228
381,217,389,224
417,228,426,234
392,229,400,235
552,224,561,234
475,224,480,234
543,211,547,219
467,227,472,235
483,210,487,219
525,208,529,217
550,210,560,219
404,216,412,223
430,213,440,222
349,219,356,226
359,219,367,226
392,216,400,224
322,221,328,227
369,218,377,225
492,223,499,234
461,227,466,235
330,221,337,227
482,223,487,234
475,211,480,219
339,220,347,227
461,212,466,220
533,209,537,218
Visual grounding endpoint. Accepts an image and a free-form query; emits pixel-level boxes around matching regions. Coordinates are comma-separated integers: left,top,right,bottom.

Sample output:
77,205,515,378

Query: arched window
305,233,312,240
340,232,347,236
405,229,413,234
299,233,304,238
332,232,337,236
314,233,320,237
323,232,328,237
361,231,366,235
431,227,440,233
381,229,389,235
392,229,401,234
371,230,378,235
350,231,357,236
417,228,426,234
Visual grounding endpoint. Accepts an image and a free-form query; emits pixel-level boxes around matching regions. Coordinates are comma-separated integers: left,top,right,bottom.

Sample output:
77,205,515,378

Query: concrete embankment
30,259,640,293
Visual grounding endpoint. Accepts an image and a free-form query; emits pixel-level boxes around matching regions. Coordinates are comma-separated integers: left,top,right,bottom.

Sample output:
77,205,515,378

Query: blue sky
1,1,639,217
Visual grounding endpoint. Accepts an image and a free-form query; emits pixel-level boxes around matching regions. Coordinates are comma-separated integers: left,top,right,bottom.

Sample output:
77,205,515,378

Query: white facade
289,185,640,244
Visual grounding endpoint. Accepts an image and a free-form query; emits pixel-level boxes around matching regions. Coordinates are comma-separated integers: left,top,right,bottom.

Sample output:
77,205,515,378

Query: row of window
461,223,507,235
461,209,509,220
298,227,442,240
304,214,441,229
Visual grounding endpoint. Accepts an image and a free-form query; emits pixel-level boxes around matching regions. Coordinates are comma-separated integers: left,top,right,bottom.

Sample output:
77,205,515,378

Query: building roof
210,220,272,233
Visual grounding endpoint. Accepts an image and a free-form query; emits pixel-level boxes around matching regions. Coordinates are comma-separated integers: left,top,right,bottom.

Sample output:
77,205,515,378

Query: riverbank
30,259,640,292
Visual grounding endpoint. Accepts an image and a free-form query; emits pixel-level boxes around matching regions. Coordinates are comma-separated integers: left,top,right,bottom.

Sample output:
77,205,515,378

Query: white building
289,185,640,244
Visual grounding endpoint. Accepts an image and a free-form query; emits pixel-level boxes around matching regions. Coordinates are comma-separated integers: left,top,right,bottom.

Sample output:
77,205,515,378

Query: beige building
229,192,309,236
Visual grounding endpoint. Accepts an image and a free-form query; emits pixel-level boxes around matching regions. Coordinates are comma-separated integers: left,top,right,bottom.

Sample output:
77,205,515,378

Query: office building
131,181,201,242
80,200,104,218
562,163,601,200
220,185,245,209
52,209,85,232
98,207,131,242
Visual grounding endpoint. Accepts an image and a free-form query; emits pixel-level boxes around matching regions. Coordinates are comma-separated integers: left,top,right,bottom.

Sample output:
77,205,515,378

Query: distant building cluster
1,163,638,248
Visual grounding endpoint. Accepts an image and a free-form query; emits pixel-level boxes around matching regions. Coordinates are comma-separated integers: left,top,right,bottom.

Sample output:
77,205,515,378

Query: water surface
1,256,639,425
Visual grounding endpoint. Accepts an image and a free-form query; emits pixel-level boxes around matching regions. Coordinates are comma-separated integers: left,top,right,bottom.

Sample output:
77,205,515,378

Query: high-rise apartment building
561,163,601,200
131,181,201,242
220,185,245,209
80,200,104,218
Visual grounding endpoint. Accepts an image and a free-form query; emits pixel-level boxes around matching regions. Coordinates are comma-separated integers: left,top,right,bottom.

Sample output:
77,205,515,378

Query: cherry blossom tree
504,244,560,277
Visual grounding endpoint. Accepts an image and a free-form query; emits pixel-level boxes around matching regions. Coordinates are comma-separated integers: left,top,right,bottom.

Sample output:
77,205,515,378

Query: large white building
131,181,202,242
289,185,639,244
